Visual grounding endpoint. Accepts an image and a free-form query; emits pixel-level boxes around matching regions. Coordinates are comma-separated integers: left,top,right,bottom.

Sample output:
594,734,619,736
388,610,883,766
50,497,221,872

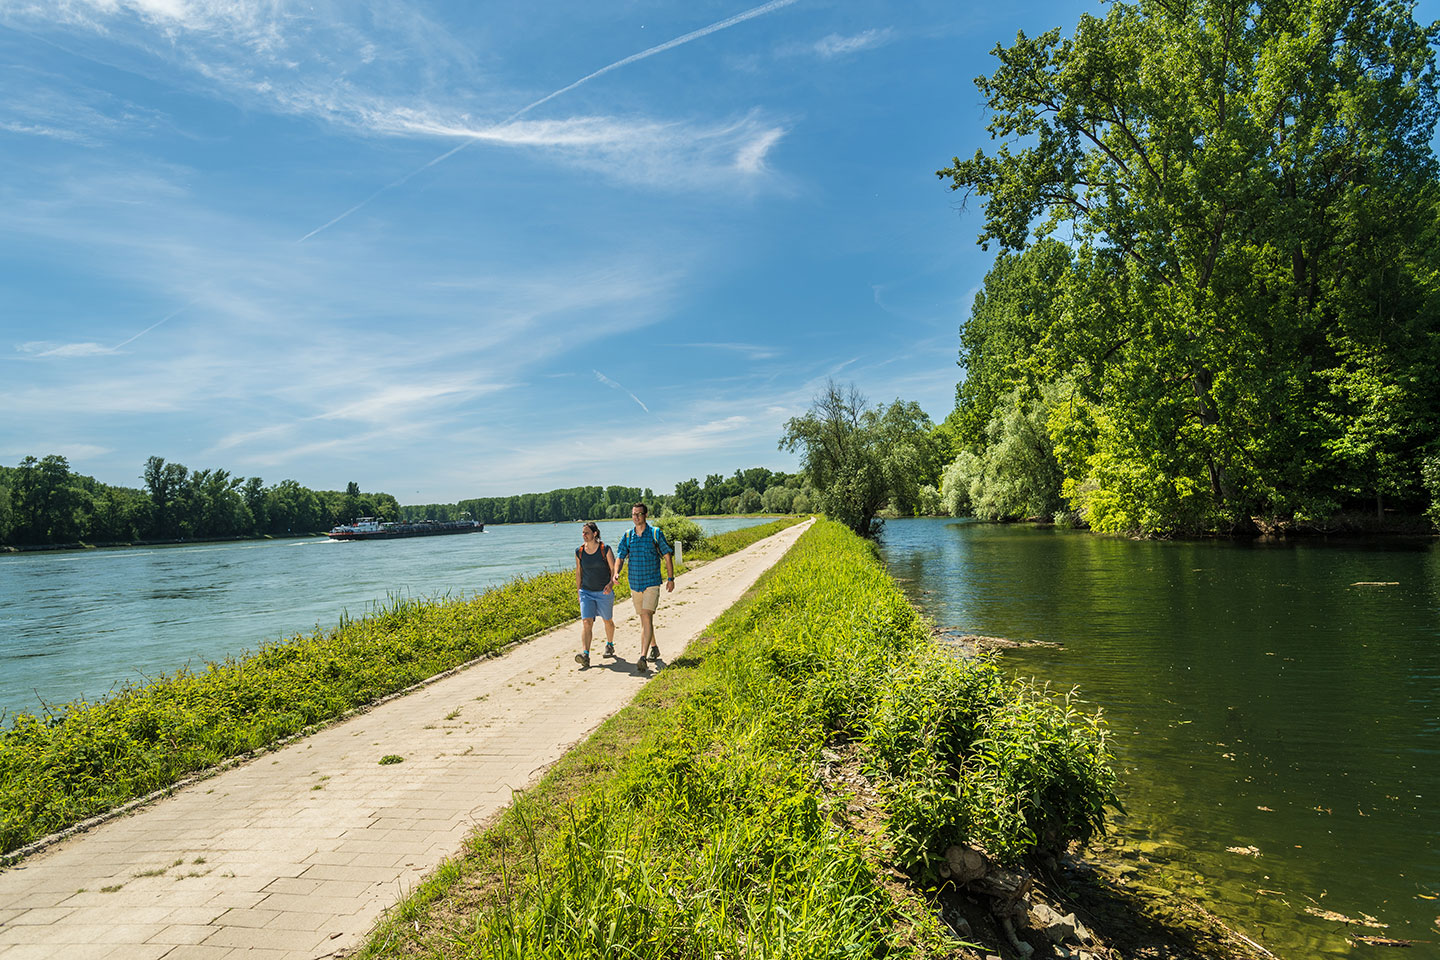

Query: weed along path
0,519,812,959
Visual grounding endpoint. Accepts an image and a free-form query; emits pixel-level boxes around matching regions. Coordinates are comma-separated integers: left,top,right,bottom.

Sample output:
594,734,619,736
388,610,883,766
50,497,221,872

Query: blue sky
5,0,1432,504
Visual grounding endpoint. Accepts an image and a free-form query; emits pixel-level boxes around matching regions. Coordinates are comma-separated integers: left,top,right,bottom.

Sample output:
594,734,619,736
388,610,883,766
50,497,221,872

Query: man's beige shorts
631,585,661,613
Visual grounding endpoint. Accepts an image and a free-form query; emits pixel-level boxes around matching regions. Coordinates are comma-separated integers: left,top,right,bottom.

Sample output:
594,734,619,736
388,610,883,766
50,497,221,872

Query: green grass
355,518,1115,958
0,516,803,856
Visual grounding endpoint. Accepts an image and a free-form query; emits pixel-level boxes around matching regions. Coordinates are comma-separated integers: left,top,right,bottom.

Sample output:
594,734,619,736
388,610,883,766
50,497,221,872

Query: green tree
942,384,1066,521
780,381,892,536
940,0,1440,532
12,455,85,544
143,456,189,538
953,240,1073,452
673,478,700,515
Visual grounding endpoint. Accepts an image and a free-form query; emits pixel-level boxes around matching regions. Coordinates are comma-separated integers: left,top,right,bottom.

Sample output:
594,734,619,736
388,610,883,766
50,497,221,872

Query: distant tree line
405,469,826,526
0,455,399,547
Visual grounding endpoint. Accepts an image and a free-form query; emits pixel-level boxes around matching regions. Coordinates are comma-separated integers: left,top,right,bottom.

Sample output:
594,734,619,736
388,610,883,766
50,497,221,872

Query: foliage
356,519,1114,959
780,381,943,536
953,240,1073,453
943,383,1067,521
1423,451,1440,528
652,515,708,553
0,517,798,853
939,0,1440,533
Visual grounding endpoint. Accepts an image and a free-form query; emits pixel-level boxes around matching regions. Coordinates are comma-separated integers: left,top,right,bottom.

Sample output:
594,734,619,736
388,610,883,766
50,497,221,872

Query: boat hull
327,522,485,541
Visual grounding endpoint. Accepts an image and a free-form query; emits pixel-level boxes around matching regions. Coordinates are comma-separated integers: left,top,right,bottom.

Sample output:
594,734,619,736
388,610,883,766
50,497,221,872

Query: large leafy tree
941,0,1440,532
781,381,941,534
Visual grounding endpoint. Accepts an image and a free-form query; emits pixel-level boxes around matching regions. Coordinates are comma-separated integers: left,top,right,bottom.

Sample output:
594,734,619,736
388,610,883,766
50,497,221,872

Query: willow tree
941,0,1440,532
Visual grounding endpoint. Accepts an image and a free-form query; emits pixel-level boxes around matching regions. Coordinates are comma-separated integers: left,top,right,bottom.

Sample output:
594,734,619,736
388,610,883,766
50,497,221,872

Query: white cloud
17,341,117,357
812,28,893,58
734,127,784,173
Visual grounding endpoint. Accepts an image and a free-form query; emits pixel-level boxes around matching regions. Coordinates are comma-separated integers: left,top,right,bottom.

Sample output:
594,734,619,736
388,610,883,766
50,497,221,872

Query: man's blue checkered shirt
615,524,672,590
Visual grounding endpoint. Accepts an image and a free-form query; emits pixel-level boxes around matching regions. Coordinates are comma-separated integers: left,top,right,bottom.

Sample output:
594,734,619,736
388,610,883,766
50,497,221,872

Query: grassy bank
0,517,803,856
357,518,1115,958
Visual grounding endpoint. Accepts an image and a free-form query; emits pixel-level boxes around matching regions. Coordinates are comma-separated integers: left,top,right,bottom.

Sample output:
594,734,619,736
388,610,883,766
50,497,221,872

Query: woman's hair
582,521,601,540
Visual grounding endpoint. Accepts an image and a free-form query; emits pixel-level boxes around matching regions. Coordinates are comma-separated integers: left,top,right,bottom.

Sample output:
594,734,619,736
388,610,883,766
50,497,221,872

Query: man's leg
637,611,653,657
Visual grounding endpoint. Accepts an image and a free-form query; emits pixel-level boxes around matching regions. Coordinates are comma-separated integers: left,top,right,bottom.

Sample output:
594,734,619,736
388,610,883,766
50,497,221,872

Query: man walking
614,502,674,675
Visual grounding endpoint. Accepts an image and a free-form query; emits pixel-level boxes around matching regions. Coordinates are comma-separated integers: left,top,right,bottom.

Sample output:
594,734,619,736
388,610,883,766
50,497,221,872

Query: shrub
653,515,707,552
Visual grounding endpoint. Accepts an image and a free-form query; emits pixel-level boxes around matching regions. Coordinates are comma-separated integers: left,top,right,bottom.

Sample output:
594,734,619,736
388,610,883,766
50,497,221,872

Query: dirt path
0,519,812,959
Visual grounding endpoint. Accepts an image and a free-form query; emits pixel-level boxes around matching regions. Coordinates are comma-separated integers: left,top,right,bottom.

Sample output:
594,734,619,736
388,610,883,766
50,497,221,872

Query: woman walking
574,521,618,668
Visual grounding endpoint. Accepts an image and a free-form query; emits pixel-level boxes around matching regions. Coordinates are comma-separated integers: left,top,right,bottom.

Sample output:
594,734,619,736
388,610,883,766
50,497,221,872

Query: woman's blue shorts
579,588,614,621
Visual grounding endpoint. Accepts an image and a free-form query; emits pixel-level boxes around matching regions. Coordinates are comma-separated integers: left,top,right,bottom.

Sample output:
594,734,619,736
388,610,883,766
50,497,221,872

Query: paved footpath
0,519,812,960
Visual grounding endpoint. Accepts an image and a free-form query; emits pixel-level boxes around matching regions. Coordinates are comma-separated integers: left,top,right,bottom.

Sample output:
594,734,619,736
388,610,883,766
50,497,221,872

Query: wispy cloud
669,341,780,361
593,370,654,416
812,28,893,58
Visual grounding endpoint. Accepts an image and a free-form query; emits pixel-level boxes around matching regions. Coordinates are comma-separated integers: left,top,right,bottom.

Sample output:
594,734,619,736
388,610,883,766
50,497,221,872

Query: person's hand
603,583,613,595
665,579,674,593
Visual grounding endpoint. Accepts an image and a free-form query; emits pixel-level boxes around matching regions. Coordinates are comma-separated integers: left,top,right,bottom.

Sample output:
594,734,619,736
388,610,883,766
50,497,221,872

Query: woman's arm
575,553,583,590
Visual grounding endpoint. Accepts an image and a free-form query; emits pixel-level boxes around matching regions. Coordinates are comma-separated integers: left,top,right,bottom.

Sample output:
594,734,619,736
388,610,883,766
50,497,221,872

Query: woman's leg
580,617,594,651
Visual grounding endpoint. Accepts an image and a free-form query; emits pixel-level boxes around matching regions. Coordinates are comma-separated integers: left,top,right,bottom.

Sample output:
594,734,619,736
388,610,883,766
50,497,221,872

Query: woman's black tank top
577,543,612,591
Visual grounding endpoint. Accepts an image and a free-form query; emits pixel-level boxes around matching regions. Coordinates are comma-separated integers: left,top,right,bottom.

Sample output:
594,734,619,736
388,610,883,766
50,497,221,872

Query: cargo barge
326,517,485,541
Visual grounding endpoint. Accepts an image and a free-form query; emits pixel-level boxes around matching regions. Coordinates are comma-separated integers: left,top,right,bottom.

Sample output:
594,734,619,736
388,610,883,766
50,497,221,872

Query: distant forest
402,467,816,525
0,455,398,547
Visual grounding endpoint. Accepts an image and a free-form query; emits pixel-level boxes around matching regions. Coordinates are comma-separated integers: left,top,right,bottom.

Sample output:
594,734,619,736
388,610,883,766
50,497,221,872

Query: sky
4,0,1433,504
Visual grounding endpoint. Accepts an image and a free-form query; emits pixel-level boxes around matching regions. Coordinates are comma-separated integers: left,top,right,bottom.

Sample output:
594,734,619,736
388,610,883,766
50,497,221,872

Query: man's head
631,503,648,525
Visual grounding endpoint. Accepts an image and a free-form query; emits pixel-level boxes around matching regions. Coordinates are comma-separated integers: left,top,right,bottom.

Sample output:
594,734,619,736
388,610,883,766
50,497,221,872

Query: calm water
878,518,1440,958
0,518,762,721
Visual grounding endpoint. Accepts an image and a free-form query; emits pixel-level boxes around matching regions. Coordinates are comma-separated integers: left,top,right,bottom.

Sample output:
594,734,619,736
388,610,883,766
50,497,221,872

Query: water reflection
877,518,1440,958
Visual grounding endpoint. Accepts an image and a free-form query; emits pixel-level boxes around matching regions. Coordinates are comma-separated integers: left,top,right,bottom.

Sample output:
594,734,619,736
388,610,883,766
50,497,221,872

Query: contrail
298,0,799,243
113,299,198,349
594,369,656,417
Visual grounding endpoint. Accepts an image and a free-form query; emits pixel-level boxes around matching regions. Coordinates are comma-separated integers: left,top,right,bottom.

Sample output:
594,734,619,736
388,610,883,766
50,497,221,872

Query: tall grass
358,518,1115,958
0,518,803,856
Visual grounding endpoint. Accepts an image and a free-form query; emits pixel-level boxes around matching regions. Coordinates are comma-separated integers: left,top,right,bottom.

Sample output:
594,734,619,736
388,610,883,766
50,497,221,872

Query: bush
1423,451,1440,529
653,515,707,552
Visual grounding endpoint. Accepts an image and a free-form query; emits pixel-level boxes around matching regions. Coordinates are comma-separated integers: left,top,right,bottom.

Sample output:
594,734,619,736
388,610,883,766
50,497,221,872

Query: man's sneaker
648,644,660,662
574,651,590,669
635,657,649,675
603,641,615,658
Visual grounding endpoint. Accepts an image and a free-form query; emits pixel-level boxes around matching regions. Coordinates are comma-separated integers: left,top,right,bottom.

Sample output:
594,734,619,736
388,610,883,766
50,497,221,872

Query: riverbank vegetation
0,517,802,855
936,0,1440,536
356,518,1116,959
0,454,399,548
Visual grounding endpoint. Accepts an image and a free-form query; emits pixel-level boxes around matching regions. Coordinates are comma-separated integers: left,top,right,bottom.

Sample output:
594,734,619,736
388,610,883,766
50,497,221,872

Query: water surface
878,517,1440,958
0,518,761,720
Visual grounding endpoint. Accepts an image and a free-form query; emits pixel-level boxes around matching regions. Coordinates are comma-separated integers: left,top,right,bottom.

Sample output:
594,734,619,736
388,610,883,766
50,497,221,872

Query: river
0,518,763,723
877,517,1440,958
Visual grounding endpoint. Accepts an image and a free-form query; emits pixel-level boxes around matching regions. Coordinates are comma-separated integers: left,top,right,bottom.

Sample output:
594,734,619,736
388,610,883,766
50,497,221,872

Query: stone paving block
159,945,235,959
261,911,334,933
248,894,365,917
2,909,73,926
213,909,282,929
201,924,331,951
101,944,170,959
147,923,216,945
0,945,68,959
